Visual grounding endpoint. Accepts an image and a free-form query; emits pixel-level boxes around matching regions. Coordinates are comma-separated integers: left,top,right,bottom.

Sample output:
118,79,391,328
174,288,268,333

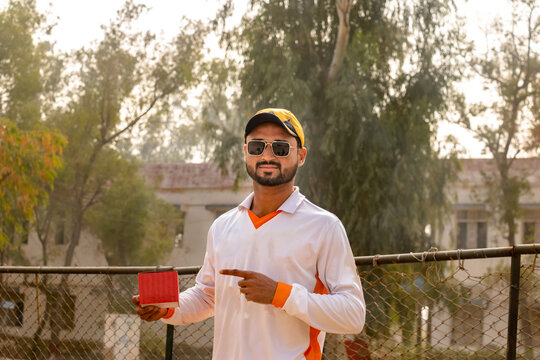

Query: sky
0,0,523,158
33,0,247,53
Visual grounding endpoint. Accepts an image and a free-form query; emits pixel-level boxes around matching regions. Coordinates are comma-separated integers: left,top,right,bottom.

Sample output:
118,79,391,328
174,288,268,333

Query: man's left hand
219,269,278,304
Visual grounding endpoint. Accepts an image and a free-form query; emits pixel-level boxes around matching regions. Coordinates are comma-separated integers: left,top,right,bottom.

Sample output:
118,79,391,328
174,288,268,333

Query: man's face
244,123,306,187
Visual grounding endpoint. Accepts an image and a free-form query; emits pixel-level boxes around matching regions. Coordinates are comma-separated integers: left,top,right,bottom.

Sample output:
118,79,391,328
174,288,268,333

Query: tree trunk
41,237,48,266
327,0,352,84
64,210,83,266
507,216,516,246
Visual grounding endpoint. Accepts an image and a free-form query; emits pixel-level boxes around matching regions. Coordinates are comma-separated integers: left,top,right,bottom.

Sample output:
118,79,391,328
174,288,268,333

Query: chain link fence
0,245,538,360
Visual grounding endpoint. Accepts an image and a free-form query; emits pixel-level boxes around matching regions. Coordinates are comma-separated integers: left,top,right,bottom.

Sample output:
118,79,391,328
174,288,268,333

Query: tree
43,1,205,267
0,120,65,263
85,159,181,316
461,0,540,246
86,160,180,266
0,0,42,128
205,0,464,255
0,0,65,265
199,0,467,345
23,3,204,355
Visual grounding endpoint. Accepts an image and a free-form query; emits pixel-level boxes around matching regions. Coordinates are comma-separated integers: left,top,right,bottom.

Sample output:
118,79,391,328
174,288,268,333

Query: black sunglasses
247,140,297,157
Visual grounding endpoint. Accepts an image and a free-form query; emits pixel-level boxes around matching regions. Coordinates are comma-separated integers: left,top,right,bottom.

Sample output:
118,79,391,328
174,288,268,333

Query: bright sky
0,0,522,158
32,0,247,53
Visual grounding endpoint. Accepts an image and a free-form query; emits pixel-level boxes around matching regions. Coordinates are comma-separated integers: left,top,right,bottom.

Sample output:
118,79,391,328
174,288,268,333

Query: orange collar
247,209,282,229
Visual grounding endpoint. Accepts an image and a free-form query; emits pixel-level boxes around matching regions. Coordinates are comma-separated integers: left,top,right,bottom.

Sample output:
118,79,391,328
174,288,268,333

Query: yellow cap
244,108,305,147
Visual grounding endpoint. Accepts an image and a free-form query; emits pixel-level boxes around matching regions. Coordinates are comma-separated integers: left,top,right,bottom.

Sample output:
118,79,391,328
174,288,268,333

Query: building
141,163,252,266
432,158,540,354
441,158,540,252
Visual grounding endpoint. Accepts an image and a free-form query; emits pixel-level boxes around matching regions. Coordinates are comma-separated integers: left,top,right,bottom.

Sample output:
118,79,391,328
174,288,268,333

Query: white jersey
162,187,366,359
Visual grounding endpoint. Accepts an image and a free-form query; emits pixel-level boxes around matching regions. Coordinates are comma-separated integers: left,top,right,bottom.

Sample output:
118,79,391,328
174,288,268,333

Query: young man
133,108,365,359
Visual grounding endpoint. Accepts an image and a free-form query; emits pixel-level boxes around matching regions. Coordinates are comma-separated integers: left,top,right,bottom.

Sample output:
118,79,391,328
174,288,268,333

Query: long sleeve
161,225,216,326
277,220,366,334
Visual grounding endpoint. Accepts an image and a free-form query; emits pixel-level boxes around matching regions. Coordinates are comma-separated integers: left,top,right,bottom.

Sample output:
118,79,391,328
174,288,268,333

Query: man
133,108,365,359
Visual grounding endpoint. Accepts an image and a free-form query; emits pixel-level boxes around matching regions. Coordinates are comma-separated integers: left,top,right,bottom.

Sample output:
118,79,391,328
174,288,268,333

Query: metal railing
0,244,538,360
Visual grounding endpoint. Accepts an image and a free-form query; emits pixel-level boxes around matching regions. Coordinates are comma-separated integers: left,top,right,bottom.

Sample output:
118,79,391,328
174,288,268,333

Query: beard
246,160,298,186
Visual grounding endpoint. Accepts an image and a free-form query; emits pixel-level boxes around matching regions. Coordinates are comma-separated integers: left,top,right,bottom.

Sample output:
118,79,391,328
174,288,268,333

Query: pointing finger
219,269,254,278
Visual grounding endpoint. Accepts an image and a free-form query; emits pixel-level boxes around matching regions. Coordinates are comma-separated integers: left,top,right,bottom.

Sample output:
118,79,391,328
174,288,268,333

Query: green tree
25,3,202,356
0,0,65,265
0,0,42,127
85,159,181,316
461,0,540,246
201,2,466,345
86,160,180,266
205,0,464,255
42,1,205,267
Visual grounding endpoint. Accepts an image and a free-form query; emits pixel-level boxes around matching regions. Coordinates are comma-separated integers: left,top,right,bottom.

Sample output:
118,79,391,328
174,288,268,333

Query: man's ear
298,147,307,167
243,144,247,162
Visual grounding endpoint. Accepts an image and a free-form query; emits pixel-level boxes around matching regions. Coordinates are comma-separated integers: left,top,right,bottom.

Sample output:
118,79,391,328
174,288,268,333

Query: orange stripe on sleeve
304,273,328,360
162,307,175,319
271,282,293,308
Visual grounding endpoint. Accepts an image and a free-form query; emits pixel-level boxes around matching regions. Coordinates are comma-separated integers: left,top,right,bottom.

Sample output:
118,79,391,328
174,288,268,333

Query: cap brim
244,113,298,140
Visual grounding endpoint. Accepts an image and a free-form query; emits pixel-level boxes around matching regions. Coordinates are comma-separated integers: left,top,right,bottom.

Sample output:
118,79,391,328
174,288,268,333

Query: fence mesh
0,254,538,359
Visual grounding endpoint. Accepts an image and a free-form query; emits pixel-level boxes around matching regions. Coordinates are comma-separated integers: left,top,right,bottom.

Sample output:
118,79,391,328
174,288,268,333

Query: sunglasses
247,140,297,157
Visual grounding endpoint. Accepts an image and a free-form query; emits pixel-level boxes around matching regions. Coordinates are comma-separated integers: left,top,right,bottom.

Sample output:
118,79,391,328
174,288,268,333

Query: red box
138,271,179,308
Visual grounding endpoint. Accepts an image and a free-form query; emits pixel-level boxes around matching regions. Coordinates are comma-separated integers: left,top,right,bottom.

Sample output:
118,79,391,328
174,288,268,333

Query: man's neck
250,181,295,217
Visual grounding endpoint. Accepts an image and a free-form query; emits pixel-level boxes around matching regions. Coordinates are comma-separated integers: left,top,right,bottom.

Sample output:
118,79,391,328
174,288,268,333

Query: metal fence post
165,324,174,360
506,253,521,360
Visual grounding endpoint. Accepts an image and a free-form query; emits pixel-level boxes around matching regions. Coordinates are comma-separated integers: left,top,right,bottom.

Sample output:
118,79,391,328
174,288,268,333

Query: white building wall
23,230,108,267
433,159,540,354
156,186,252,266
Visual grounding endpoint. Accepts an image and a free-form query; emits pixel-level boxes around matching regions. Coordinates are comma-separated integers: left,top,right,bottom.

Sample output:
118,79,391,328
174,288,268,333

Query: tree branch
103,90,160,145
83,185,103,212
472,64,505,88
327,0,353,84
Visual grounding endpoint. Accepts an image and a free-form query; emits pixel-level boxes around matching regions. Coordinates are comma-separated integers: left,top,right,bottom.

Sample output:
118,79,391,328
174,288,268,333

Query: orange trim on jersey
304,273,328,360
248,209,282,229
272,282,293,308
162,307,175,319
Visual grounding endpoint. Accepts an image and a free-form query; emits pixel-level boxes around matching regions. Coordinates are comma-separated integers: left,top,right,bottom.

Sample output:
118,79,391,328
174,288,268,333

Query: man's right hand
132,295,168,321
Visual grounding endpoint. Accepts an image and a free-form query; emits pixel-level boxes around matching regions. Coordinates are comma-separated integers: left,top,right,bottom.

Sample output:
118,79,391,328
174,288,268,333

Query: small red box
138,271,179,308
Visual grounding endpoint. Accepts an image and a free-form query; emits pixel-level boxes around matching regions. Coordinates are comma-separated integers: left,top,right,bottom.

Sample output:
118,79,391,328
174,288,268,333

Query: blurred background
2,0,539,266
1,0,540,359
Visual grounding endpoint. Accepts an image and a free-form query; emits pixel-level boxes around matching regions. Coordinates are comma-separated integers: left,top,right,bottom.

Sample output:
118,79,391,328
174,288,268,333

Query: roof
141,158,540,190
458,158,540,187
141,163,250,189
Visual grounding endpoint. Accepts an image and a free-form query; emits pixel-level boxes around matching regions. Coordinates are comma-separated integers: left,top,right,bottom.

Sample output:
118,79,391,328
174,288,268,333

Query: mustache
256,160,281,169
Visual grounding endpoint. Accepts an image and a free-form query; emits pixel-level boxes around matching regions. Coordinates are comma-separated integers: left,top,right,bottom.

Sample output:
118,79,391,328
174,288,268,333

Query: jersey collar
238,186,305,214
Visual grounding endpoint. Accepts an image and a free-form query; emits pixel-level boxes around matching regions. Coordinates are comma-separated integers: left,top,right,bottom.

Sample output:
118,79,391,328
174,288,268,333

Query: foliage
460,0,540,245
0,0,43,127
0,6,64,354
0,119,65,252
361,261,467,343
130,116,204,163
40,0,205,266
87,160,180,266
0,0,65,263
198,56,248,186
205,0,465,255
